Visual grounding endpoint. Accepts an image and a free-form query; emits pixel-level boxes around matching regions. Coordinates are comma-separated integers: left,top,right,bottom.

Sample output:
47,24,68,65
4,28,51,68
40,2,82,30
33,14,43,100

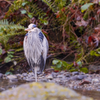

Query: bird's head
25,24,37,31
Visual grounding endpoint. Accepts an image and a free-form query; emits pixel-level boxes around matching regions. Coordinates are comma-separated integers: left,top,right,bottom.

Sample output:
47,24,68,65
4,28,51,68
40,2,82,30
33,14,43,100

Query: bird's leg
34,67,38,82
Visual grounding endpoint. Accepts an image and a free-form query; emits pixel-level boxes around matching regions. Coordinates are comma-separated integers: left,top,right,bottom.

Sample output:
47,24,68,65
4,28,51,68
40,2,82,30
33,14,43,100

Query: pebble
16,74,23,79
46,74,53,80
92,78,99,83
65,73,71,77
1,71,100,91
72,71,79,75
57,75,64,78
25,79,34,82
51,72,58,78
7,75,17,80
70,76,78,80
22,73,28,77
0,73,3,79
77,75,86,80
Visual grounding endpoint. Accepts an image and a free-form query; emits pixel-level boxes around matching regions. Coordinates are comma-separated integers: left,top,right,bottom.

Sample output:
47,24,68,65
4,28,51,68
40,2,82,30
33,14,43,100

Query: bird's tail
34,67,38,82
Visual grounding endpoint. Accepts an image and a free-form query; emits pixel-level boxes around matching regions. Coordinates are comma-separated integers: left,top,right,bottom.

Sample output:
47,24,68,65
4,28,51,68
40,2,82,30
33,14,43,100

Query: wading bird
23,24,49,82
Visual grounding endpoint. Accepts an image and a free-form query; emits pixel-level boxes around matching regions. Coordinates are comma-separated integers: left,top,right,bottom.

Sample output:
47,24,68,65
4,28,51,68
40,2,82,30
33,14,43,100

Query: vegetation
0,0,100,74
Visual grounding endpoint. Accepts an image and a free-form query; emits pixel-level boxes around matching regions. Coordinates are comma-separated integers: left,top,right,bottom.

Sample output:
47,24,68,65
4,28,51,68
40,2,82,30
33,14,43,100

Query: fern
0,20,25,50
42,0,67,12
6,0,48,25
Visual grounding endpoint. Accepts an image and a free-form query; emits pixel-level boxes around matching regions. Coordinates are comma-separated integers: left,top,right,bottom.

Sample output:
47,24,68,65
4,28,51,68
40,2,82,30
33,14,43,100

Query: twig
0,0,12,5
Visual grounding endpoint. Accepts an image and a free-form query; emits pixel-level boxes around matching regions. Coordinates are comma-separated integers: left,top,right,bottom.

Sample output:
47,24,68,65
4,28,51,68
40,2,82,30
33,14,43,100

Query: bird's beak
25,28,31,31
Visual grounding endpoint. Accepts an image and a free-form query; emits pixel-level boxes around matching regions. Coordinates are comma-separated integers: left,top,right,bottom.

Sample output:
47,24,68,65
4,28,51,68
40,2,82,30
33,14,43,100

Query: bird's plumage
23,24,49,81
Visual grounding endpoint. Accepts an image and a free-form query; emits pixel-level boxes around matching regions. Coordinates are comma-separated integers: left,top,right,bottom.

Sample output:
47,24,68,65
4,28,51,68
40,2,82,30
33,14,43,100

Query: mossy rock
0,82,93,100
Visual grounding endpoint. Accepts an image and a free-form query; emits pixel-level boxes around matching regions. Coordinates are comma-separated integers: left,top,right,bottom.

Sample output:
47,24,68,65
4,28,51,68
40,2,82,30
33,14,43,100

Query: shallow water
0,79,100,100
74,89,100,100
0,79,26,92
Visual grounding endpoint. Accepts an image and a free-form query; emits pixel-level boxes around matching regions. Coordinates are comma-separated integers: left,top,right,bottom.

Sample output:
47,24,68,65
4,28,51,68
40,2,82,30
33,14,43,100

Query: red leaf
73,61,78,67
88,36,92,44
97,9,100,14
56,14,60,18
61,7,65,12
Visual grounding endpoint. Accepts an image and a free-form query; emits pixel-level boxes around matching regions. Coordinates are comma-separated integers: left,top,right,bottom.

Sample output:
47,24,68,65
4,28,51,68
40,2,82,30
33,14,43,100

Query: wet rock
2,76,7,79
72,71,79,75
0,87,5,91
7,75,17,81
0,83,93,100
0,73,3,79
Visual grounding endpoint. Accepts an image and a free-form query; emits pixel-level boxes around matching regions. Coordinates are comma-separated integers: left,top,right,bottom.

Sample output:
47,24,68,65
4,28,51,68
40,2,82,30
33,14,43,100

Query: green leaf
8,54,14,58
81,3,94,12
4,57,12,63
62,61,68,67
28,13,33,18
8,51,14,54
90,50,95,56
0,48,2,55
43,20,48,25
22,2,27,6
56,62,62,68
21,10,27,14
70,68,78,72
52,59,60,65
5,72,13,75
80,67,88,73
15,47,23,52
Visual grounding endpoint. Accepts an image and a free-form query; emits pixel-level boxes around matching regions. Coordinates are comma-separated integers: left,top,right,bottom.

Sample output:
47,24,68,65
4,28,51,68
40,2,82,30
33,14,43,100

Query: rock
22,73,28,77
65,73,71,77
46,74,53,80
0,83,93,100
51,72,58,78
16,74,23,79
70,76,78,80
25,78,34,82
72,71,79,75
92,78,99,83
57,74,64,78
77,75,86,80
0,73,3,79
89,65,100,73
7,75,17,80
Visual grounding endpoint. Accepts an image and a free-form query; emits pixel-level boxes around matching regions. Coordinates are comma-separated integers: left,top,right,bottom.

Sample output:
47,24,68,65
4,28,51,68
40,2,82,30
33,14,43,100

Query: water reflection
0,79,26,92
74,89,100,100
0,79,100,100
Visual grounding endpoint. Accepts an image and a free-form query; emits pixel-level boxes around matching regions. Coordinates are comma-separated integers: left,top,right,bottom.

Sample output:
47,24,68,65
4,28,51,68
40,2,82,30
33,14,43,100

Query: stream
0,79,100,100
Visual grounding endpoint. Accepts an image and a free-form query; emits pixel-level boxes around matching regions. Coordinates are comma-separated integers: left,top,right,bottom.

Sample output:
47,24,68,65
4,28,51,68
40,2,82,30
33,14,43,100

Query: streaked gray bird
23,24,49,82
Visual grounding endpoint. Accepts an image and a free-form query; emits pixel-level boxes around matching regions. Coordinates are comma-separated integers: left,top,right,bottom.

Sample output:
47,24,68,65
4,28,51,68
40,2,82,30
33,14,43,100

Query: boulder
0,82,93,100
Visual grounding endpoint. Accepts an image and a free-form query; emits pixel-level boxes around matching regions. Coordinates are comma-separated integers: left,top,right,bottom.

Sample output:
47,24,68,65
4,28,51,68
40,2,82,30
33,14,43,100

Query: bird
23,23,49,82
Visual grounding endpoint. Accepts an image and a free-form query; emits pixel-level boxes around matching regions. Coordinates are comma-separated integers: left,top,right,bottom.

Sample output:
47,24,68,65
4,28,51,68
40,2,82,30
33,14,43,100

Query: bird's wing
42,34,49,67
